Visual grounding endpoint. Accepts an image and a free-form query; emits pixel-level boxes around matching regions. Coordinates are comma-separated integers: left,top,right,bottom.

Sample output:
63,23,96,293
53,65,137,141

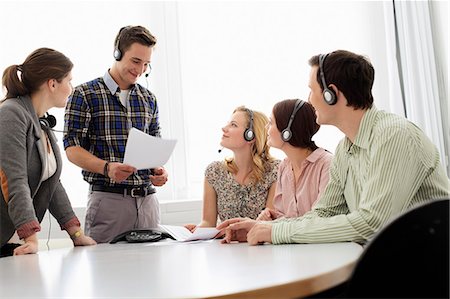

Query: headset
243,108,255,142
319,53,337,105
281,99,305,142
114,26,152,79
113,26,131,61
39,113,57,129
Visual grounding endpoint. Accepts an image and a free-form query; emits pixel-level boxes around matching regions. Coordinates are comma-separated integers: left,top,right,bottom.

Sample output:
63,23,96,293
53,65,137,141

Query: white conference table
0,240,363,298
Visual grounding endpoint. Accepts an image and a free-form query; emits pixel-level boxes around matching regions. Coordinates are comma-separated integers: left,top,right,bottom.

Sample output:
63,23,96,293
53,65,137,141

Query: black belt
90,185,156,198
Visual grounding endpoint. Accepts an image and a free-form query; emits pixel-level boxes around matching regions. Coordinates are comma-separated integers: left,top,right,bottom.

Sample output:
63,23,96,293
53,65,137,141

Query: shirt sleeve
63,86,91,149
272,128,430,244
205,161,221,189
147,93,161,137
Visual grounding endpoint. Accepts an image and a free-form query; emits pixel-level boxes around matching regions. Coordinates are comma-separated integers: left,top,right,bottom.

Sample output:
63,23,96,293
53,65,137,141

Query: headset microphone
218,147,223,153
144,64,152,78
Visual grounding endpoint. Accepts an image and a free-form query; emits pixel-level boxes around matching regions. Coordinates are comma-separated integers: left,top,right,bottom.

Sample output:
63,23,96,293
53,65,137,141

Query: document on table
123,128,177,170
155,225,220,242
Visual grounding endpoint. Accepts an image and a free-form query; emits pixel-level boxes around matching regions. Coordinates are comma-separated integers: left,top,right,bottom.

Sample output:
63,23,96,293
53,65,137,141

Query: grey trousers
85,191,160,243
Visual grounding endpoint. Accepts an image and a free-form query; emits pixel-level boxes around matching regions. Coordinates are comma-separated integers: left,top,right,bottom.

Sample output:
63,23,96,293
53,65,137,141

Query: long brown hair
2,48,73,100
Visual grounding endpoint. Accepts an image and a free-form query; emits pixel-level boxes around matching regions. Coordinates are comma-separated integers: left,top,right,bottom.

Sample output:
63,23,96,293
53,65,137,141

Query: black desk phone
110,229,174,244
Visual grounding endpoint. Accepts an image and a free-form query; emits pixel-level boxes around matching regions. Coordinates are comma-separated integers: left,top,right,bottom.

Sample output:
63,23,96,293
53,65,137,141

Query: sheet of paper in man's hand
123,128,177,170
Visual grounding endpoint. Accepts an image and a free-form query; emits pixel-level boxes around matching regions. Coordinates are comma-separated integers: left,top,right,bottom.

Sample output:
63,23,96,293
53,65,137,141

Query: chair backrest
346,198,449,298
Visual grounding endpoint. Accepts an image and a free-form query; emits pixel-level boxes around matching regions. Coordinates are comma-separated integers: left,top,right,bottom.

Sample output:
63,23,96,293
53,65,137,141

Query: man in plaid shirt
63,26,168,243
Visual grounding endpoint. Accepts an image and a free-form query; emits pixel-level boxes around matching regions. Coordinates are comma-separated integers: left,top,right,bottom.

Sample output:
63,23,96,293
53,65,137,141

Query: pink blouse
273,148,333,218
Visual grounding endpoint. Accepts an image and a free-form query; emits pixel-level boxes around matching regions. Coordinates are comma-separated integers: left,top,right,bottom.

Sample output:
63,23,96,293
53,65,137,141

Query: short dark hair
309,50,375,110
2,48,73,100
114,25,157,55
273,99,319,150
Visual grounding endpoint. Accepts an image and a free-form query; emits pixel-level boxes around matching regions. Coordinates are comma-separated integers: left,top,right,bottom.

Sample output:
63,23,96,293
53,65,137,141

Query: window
0,1,393,207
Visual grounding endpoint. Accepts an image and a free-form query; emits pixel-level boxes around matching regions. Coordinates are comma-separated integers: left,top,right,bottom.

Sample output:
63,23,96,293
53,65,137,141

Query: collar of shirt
283,147,327,173
343,106,378,153
104,70,119,94
306,148,328,163
103,70,138,94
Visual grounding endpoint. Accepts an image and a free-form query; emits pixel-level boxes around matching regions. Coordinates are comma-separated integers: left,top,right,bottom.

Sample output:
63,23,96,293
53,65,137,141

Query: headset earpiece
113,26,131,61
113,48,122,61
281,129,292,142
39,113,57,129
244,109,255,142
244,128,254,142
319,54,337,105
281,99,305,142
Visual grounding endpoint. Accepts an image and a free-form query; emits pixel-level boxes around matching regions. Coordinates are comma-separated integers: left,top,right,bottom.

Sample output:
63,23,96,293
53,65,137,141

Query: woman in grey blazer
0,48,96,257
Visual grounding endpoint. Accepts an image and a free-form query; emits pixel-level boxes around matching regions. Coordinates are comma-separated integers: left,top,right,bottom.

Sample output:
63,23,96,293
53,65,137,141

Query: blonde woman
185,106,280,231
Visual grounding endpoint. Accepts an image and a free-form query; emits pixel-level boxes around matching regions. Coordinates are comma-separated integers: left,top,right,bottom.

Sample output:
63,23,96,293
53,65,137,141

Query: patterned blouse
205,159,280,221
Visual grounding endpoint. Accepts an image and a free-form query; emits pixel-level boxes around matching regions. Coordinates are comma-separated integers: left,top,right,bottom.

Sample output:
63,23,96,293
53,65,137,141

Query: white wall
177,0,392,198
0,0,389,208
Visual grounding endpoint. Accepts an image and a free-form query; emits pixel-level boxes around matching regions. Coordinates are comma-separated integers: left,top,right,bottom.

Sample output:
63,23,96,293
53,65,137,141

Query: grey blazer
0,96,76,247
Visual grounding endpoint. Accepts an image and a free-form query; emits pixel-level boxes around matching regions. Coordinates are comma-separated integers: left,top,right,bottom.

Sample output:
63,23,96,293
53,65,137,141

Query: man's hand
150,167,168,186
108,163,136,182
217,218,257,244
247,222,273,245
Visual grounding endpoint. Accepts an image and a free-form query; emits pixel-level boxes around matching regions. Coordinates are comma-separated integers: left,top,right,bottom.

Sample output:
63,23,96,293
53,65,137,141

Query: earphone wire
49,128,65,134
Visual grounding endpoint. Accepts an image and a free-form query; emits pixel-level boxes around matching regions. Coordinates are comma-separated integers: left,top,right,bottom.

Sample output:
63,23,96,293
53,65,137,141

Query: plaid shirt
63,71,160,187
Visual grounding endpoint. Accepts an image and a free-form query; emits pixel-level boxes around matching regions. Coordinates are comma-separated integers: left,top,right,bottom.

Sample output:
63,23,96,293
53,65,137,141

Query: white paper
156,225,220,242
123,128,177,170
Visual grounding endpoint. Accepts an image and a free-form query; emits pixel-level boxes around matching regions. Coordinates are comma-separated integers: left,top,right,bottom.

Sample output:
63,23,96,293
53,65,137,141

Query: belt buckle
130,187,141,198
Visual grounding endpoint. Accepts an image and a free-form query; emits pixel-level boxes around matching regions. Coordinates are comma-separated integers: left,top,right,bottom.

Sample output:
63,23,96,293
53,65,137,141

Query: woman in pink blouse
257,99,333,220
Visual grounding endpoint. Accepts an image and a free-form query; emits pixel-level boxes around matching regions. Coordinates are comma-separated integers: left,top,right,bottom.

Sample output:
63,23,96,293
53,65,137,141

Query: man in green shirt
218,50,450,245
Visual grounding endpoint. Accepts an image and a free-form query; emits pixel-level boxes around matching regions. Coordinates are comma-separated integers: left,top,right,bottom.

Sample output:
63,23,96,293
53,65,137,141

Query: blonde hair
223,106,275,183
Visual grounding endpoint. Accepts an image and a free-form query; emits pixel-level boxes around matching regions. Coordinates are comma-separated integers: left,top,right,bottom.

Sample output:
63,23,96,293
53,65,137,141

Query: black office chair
346,198,449,298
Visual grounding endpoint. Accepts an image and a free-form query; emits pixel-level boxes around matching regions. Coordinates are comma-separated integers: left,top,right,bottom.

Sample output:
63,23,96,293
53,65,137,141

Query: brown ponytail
2,48,73,101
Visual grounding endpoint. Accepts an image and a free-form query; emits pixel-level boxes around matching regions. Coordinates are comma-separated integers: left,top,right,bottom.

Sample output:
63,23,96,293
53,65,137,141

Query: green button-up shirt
272,107,450,244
